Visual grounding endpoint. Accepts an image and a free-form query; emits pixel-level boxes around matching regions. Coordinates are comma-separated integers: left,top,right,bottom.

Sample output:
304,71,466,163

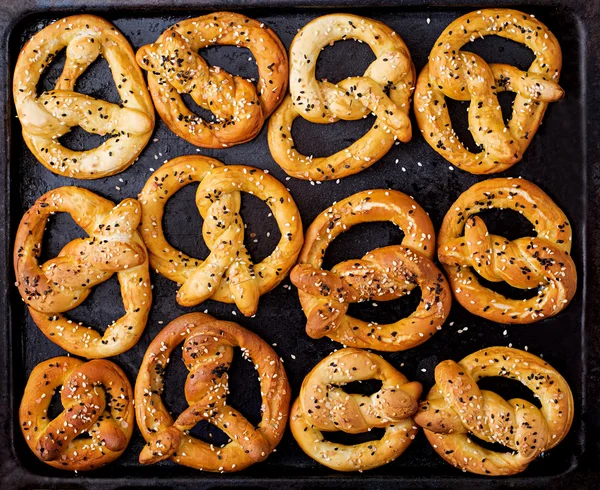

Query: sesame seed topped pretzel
135,312,290,472
136,12,288,148
13,15,155,179
291,189,451,351
20,356,134,471
414,347,574,475
14,187,152,358
268,14,415,180
415,9,564,174
139,156,303,317
438,178,576,324
290,348,422,471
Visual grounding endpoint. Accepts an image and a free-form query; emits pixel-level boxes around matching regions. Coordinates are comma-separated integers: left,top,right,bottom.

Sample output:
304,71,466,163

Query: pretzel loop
20,356,134,471
290,348,422,471
14,187,152,357
139,157,303,316
291,189,451,351
135,313,290,472
13,15,154,178
415,9,563,174
268,14,415,180
438,178,577,323
136,12,288,148
414,347,574,475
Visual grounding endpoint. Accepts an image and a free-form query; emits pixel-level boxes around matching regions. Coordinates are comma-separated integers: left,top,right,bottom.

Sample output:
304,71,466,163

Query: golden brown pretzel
291,189,451,351
136,12,288,148
438,178,576,323
139,156,303,316
290,348,421,471
268,14,415,180
14,187,151,357
414,9,563,174
414,347,574,475
135,312,290,472
20,356,134,471
13,15,154,179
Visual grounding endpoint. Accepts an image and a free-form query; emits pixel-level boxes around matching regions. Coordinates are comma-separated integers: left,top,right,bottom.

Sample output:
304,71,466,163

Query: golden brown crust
135,312,290,472
138,156,303,316
438,178,576,323
136,12,288,148
291,189,451,351
13,15,154,179
290,348,421,471
19,356,134,471
14,187,151,358
414,347,574,476
268,13,415,180
414,9,563,174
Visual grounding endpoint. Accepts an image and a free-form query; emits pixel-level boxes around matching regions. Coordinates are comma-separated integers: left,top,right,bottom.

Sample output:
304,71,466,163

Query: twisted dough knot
14,187,151,357
414,347,574,476
135,313,290,472
292,189,451,351
13,15,154,179
268,13,415,180
19,356,133,471
136,12,288,148
290,348,422,471
139,156,303,316
438,178,576,324
415,9,563,174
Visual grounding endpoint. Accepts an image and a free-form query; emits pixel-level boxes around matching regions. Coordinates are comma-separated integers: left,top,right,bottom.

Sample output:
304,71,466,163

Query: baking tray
1,0,599,488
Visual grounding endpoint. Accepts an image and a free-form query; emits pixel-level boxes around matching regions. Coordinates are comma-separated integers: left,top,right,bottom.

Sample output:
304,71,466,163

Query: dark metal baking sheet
1,0,599,488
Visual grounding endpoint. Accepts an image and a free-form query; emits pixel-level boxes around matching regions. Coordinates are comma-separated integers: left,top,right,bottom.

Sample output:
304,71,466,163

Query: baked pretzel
135,312,290,472
290,348,421,471
20,356,134,471
14,187,152,357
139,156,303,316
13,15,154,179
268,14,415,180
291,189,451,351
136,12,288,148
438,178,576,323
414,9,563,174
414,347,573,475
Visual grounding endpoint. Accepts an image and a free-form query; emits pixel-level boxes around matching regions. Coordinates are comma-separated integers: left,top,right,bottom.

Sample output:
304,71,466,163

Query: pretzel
135,312,289,472
136,12,287,148
290,348,421,471
19,356,134,471
139,156,303,316
438,178,576,323
268,14,415,181
14,187,152,357
414,347,573,475
13,15,154,179
414,9,563,174
291,189,451,351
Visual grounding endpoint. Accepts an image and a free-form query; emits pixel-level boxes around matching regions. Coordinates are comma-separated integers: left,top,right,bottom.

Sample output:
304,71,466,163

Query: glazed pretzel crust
13,15,154,179
291,189,451,351
290,348,422,471
20,356,134,471
268,14,415,180
139,156,303,316
14,187,152,358
438,178,576,323
414,347,574,475
415,9,563,174
135,312,290,472
137,12,288,148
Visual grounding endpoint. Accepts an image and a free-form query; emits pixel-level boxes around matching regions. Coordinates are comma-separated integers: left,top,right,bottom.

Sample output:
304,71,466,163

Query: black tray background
1,0,599,488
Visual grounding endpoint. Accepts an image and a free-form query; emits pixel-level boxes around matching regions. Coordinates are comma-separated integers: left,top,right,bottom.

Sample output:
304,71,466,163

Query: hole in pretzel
477,376,542,409
465,36,535,73
315,39,376,84
239,193,281,263
39,212,82,264
320,427,386,446
36,48,66,96
59,127,113,151
347,288,422,325
336,379,383,396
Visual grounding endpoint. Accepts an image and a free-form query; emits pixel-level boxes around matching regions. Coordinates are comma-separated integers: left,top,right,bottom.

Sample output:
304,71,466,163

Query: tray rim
0,0,598,488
